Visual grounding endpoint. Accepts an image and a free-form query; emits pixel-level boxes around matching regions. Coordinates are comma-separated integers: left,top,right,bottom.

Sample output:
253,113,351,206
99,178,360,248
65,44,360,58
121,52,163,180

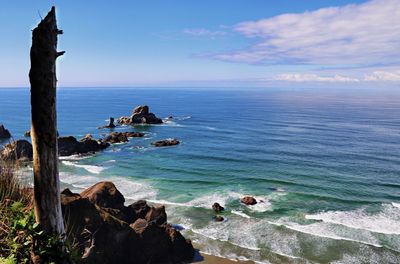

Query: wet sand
195,252,254,264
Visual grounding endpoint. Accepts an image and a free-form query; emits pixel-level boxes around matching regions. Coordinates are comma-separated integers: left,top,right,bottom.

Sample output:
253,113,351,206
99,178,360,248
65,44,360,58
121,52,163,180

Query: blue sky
0,0,399,88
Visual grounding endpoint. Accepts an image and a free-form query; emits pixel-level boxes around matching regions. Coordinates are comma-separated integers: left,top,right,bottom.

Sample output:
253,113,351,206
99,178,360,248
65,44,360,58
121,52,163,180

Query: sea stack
118,105,163,125
98,117,116,129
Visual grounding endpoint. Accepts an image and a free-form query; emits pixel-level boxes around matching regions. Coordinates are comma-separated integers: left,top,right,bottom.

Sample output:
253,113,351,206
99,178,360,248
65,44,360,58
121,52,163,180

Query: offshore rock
98,117,116,129
151,139,180,147
241,196,257,205
214,215,224,222
118,105,163,125
212,202,225,213
103,131,145,144
58,135,109,156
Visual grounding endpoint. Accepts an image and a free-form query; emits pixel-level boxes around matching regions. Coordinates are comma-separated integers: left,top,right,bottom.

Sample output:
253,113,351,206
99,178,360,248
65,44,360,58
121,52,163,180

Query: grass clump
0,159,76,264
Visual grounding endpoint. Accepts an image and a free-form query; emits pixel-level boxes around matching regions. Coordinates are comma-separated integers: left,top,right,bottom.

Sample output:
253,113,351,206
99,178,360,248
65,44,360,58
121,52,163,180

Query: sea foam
305,204,400,235
62,160,105,174
59,172,157,201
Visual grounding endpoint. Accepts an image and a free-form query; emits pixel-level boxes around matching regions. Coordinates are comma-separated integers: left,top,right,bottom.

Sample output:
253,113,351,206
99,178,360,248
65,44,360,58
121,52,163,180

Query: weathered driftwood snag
29,6,65,235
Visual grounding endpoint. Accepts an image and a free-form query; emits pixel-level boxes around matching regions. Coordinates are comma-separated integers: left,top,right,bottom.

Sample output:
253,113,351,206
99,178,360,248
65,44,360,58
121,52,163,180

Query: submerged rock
58,135,109,156
240,196,257,205
151,139,180,147
103,131,145,144
214,215,224,222
212,202,224,213
118,105,163,125
98,117,116,129
0,139,33,161
0,124,11,139
61,181,195,264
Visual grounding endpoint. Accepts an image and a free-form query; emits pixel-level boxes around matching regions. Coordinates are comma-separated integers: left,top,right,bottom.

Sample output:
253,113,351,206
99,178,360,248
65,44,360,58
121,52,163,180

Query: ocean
1,87,400,263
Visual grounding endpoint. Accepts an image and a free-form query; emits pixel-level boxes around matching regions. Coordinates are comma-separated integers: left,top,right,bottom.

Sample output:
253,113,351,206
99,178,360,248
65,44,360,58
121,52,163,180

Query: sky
0,0,399,88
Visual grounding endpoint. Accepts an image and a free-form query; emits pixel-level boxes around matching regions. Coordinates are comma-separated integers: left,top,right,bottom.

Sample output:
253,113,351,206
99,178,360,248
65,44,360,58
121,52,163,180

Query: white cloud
364,70,400,81
276,73,360,82
275,70,400,82
183,28,226,38
215,0,400,66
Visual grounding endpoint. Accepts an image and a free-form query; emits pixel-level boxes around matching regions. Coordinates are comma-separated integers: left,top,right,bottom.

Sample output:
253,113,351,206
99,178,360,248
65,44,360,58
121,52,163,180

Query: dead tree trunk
29,6,65,235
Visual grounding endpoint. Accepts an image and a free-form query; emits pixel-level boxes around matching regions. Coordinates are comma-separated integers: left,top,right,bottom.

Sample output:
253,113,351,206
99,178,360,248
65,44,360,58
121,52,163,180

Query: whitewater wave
226,192,273,212
231,210,251,219
173,116,191,121
151,191,275,215
59,172,157,201
305,204,400,235
275,220,384,249
59,154,91,161
162,120,184,127
62,160,105,174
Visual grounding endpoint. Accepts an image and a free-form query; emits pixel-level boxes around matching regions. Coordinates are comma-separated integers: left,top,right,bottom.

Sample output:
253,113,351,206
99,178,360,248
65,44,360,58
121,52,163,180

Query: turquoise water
1,88,400,263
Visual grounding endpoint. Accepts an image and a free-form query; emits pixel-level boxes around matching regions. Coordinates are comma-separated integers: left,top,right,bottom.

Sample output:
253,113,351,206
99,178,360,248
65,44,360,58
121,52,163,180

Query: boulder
61,182,195,264
212,202,224,213
240,196,257,205
145,205,167,225
98,117,116,129
80,181,125,210
61,189,140,264
130,219,195,263
0,125,11,139
123,200,167,225
126,199,150,220
0,139,33,161
58,136,109,156
151,139,180,147
118,105,163,125
103,131,144,144
130,218,148,234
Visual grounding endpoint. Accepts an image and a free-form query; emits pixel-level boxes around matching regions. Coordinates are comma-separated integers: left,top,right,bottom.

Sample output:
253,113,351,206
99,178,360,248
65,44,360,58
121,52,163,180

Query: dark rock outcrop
0,140,33,161
24,130,59,137
118,105,163,125
0,125,11,139
98,117,116,129
58,135,109,156
61,182,195,264
80,181,125,210
103,132,145,144
151,139,180,147
241,196,257,205
212,202,224,213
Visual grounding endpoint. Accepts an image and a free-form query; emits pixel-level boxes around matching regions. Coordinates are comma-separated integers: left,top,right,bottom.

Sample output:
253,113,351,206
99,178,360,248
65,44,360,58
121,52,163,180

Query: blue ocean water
1,87,400,263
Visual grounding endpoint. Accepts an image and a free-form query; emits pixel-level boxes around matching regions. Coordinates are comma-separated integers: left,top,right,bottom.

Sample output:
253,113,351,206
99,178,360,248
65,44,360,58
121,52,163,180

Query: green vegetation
0,160,76,264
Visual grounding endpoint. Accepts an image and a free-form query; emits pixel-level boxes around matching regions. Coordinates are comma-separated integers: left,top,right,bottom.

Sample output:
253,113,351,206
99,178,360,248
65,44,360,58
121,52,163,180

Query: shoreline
192,243,255,264
197,253,254,264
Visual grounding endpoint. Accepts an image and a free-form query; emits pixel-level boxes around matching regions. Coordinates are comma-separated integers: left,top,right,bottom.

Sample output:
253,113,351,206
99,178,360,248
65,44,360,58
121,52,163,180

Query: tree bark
29,6,65,235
